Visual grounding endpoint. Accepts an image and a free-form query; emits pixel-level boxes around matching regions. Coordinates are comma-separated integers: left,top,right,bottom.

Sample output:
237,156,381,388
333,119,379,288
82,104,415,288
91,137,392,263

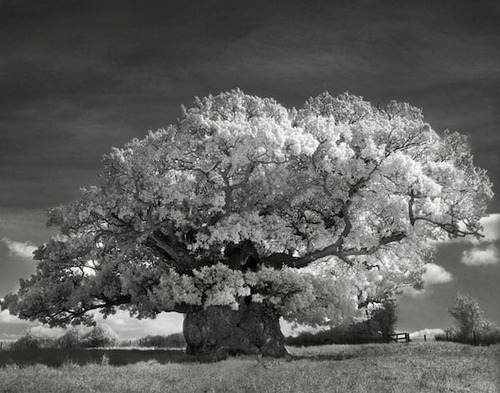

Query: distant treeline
4,327,186,351
128,333,186,348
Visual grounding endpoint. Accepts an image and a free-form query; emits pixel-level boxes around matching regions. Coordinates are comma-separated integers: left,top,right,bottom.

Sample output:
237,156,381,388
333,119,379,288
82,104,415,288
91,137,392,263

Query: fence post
424,334,426,342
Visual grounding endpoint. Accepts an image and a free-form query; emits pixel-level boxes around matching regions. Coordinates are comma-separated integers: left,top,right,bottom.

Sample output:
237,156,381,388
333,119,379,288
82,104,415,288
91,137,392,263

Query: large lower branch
148,231,195,274
286,232,407,269
71,295,133,317
25,294,134,327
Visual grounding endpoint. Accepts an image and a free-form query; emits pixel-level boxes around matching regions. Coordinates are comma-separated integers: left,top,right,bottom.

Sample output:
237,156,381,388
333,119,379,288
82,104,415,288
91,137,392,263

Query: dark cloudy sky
1,0,499,339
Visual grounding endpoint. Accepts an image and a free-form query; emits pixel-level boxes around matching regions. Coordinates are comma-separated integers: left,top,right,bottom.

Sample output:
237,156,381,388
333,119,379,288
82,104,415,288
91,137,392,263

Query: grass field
0,342,499,393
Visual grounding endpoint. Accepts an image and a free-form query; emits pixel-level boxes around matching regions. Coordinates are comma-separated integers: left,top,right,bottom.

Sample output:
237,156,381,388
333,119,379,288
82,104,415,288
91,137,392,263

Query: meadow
0,342,499,393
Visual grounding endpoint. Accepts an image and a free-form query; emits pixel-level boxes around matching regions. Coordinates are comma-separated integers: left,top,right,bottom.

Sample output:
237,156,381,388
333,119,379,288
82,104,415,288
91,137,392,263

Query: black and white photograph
0,1,499,391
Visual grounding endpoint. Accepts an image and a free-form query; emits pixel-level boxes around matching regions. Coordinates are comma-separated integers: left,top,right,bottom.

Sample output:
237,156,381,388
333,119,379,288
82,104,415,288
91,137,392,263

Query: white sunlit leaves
2,90,494,331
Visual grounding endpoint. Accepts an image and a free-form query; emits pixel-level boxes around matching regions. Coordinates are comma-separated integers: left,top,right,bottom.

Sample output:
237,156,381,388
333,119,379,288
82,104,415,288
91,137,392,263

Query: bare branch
413,216,483,238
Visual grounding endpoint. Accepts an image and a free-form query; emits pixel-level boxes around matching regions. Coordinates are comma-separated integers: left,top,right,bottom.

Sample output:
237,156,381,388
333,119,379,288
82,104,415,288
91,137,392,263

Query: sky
0,0,499,340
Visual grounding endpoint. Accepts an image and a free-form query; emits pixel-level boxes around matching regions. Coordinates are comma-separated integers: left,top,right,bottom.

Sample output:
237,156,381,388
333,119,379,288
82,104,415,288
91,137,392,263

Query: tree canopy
2,90,493,330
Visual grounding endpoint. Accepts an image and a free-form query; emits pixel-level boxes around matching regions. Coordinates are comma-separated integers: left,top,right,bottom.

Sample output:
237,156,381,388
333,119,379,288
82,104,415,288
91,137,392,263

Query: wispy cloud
462,244,499,266
26,326,66,339
1,238,37,258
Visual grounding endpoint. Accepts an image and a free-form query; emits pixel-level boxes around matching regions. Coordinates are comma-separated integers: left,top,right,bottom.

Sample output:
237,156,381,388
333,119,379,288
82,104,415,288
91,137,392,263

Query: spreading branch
286,232,407,269
148,231,195,274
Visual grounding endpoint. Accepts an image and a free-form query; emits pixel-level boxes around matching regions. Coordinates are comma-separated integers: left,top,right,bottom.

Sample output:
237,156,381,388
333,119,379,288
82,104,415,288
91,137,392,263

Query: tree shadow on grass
0,348,199,367
0,348,360,368
289,353,356,362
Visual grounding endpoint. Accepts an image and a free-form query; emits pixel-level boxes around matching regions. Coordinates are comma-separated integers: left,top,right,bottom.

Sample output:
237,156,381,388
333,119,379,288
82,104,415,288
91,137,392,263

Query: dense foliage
5,327,188,351
1,90,493,331
136,333,186,348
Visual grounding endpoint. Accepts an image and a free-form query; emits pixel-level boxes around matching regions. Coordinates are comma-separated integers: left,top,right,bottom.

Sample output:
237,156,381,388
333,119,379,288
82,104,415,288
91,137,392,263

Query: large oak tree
2,90,492,359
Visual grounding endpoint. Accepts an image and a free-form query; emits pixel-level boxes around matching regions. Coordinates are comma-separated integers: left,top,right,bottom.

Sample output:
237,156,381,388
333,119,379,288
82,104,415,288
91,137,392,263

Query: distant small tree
448,294,484,340
80,325,118,348
11,331,55,350
56,326,84,348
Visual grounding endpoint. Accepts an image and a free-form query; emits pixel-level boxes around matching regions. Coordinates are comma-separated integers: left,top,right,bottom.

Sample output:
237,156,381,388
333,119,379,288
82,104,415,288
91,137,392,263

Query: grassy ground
0,342,498,393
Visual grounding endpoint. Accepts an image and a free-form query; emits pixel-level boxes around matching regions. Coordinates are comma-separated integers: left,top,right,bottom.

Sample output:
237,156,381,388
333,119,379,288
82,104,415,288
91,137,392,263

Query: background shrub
11,332,56,350
80,325,118,348
137,333,186,348
11,324,119,350
9,326,191,350
56,326,84,349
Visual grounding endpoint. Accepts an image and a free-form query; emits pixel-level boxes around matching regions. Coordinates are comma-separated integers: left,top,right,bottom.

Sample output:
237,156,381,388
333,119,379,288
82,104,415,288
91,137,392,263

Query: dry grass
0,342,498,393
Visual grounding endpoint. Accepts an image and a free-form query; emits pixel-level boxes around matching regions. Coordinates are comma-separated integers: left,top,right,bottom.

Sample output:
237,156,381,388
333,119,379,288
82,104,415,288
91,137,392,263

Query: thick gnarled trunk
183,300,288,361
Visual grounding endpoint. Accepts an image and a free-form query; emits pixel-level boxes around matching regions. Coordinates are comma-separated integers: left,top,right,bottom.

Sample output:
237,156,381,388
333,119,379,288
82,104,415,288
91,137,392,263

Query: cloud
1,238,37,258
0,309,22,324
93,311,184,339
478,214,500,242
401,263,453,297
0,309,184,341
280,320,329,338
461,244,499,266
421,263,453,285
410,328,445,341
465,214,500,245
433,214,500,267
26,326,65,339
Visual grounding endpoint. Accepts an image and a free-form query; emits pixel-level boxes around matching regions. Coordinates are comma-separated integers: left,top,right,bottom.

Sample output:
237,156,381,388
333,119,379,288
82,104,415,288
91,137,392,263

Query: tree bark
183,300,288,361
